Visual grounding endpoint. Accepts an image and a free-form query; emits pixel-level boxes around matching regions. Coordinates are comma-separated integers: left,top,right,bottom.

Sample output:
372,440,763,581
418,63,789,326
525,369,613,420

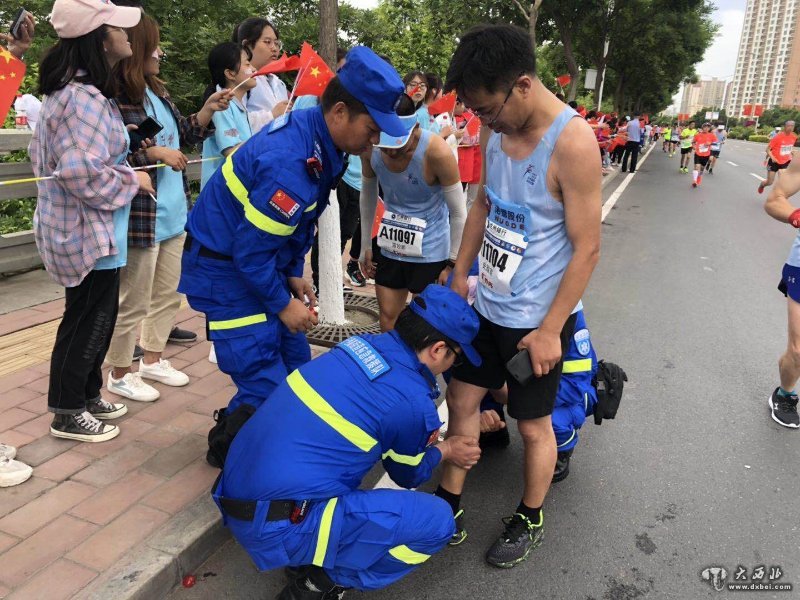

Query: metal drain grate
307,292,382,347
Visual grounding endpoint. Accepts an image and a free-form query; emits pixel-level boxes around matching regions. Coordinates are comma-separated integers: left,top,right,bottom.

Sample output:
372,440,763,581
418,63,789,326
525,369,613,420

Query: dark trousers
611,145,625,164
311,180,362,287
48,269,120,414
621,141,640,173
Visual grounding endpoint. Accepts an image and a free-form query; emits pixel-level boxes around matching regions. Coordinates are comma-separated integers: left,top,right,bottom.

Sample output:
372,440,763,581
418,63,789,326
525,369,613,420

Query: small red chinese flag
753,104,764,117
465,116,480,137
742,104,753,116
294,45,334,97
253,53,301,77
427,91,457,116
371,199,386,239
556,74,571,88
0,49,26,125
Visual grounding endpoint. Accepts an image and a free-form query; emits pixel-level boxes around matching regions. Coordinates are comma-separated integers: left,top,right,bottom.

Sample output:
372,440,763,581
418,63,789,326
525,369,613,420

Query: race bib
781,144,793,157
377,211,426,257
698,144,709,153
478,187,531,296
711,142,720,151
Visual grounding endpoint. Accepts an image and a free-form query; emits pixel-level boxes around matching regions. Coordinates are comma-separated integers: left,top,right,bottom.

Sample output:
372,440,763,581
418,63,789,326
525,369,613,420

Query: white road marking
601,144,656,222
727,161,738,166
750,173,763,181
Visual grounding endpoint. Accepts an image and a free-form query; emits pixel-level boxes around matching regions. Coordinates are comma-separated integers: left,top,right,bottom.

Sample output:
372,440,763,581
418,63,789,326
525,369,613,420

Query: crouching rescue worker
178,47,409,467
213,285,483,599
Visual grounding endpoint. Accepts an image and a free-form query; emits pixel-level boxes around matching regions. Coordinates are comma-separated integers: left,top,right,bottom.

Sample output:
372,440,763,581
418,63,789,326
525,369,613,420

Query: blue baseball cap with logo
337,46,406,137
410,285,482,366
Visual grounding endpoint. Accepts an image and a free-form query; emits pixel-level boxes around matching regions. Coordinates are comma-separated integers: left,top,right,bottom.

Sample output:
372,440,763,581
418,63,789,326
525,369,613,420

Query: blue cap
337,47,406,137
409,285,482,366
374,114,418,149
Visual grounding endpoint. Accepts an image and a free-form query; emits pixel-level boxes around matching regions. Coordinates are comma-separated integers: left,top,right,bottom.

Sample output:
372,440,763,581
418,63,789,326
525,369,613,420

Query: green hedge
748,135,769,143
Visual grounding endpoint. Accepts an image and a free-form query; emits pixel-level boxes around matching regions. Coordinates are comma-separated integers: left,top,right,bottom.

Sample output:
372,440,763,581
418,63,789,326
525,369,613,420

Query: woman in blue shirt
201,43,255,189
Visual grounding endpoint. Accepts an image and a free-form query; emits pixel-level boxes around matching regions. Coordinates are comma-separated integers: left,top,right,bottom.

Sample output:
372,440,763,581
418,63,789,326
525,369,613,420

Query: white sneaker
107,372,160,402
138,358,190,387
0,456,33,487
208,343,217,364
0,442,16,461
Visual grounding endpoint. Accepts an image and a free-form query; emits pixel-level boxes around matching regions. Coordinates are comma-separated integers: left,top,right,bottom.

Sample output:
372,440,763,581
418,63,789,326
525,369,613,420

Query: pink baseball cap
50,0,141,39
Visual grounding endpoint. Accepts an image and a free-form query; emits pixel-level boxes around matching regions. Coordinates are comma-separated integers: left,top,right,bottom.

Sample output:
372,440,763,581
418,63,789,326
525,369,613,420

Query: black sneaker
168,326,197,343
769,388,800,428
133,345,144,361
278,569,346,600
449,509,467,546
87,396,127,420
552,449,572,483
345,261,367,287
50,412,120,442
485,512,543,568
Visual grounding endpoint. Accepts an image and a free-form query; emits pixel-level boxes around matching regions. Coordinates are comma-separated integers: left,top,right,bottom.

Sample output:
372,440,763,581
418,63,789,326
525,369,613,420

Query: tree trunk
553,16,580,101
513,0,543,48
317,0,346,325
319,0,338,69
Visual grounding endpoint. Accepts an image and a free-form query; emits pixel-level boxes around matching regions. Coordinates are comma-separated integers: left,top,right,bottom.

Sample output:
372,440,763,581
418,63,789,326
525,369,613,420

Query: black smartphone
506,348,534,385
10,8,26,40
136,116,163,140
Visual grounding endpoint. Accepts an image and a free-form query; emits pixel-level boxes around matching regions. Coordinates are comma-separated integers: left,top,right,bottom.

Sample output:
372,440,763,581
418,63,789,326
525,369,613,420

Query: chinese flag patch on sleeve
269,189,300,219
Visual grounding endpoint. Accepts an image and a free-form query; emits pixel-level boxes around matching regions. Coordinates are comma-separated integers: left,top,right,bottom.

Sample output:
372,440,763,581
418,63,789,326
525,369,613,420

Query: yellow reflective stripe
312,498,338,566
208,313,267,331
562,358,592,374
304,202,317,213
381,448,426,466
244,203,297,236
287,371,378,452
221,152,297,237
388,545,430,565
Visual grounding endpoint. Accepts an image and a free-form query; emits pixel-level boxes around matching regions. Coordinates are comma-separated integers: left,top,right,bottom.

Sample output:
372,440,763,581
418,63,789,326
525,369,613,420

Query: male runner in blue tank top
359,96,466,331
438,24,602,568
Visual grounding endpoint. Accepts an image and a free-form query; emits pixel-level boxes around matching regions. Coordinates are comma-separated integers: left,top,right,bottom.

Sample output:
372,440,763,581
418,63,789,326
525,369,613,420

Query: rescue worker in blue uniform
178,47,408,467
214,285,483,599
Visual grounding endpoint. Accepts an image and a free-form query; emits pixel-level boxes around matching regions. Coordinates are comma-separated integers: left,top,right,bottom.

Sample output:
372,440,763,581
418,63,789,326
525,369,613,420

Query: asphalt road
168,140,799,600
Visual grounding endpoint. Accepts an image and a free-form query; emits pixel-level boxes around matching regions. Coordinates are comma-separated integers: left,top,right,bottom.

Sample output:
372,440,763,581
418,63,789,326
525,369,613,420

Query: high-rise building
680,78,727,116
726,0,800,116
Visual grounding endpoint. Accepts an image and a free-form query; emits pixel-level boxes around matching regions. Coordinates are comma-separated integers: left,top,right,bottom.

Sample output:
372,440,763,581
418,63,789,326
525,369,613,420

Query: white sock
692,170,698,183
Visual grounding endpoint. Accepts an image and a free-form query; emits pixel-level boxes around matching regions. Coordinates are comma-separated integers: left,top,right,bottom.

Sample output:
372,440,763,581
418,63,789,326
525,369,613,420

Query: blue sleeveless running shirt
370,129,449,263
475,106,583,328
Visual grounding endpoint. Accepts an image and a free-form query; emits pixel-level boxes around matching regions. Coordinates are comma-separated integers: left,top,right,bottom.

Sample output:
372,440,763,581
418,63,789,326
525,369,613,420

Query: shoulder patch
574,328,591,357
269,190,300,219
269,113,290,133
338,337,391,381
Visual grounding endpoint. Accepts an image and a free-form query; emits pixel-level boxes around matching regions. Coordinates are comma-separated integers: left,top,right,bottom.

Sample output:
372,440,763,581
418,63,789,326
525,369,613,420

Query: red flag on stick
753,104,764,117
0,49,26,125
465,116,480,137
556,74,571,88
742,104,753,116
253,53,301,76
427,91,457,116
293,45,334,97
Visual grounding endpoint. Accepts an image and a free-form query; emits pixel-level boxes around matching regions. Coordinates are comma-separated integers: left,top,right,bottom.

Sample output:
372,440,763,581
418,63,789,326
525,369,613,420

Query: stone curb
76,495,228,600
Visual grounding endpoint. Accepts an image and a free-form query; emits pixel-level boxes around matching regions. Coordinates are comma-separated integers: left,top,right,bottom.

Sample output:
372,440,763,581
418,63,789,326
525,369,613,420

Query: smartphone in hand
506,348,534,385
10,8,26,40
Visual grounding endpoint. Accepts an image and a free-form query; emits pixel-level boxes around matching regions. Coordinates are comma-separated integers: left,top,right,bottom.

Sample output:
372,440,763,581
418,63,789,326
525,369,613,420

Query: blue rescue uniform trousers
180,242,310,411
214,485,454,591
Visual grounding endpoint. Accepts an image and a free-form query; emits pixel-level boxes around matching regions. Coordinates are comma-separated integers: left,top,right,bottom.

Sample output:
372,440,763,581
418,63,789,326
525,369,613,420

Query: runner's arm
427,136,465,261
765,158,800,223
541,121,602,335
358,151,379,261
452,126,491,279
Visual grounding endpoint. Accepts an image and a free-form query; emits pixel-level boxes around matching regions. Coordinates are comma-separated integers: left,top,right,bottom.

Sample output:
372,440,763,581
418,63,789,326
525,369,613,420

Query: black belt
184,235,232,261
219,496,304,522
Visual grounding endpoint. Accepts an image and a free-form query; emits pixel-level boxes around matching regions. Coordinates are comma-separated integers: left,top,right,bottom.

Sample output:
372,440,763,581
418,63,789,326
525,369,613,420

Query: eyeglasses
407,82,428,90
471,72,523,127
444,341,463,367
263,38,283,51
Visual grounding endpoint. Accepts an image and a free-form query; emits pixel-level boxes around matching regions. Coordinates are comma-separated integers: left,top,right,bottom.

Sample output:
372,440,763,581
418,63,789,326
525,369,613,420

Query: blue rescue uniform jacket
179,106,344,318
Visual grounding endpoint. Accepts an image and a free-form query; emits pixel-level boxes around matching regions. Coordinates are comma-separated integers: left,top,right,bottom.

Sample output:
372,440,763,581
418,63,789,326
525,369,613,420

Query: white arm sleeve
359,174,379,261
247,109,275,134
442,182,466,261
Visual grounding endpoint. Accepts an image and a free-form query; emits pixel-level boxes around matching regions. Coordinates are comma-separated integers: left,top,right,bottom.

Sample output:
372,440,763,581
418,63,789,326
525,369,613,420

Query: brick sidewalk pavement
0,298,330,599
